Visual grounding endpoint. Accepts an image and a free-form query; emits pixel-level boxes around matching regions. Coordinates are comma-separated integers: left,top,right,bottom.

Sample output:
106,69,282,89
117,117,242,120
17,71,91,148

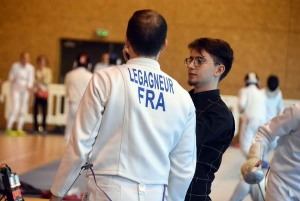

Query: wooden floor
0,131,66,175
0,131,274,201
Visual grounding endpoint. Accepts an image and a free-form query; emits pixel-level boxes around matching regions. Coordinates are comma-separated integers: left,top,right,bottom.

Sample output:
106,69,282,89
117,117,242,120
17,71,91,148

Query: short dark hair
75,53,90,68
267,75,279,91
126,9,167,57
188,38,234,82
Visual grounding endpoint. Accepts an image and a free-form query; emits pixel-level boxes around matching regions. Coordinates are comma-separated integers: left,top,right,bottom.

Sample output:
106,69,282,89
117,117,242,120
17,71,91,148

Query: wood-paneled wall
1,0,300,128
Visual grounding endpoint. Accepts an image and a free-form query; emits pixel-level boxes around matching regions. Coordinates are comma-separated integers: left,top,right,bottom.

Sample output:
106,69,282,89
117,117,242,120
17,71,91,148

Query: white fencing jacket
51,58,197,201
253,104,300,195
64,67,93,103
261,88,283,121
238,85,267,122
9,62,34,91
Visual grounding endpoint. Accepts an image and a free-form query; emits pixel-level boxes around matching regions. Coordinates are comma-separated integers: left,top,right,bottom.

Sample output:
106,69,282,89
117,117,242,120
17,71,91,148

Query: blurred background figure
33,55,52,134
230,72,267,201
6,52,35,136
238,72,267,162
261,75,284,159
93,52,109,73
263,75,283,122
64,53,93,144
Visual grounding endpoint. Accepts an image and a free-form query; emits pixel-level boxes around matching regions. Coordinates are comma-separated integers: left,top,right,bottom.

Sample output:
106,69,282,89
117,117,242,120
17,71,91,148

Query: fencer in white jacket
64,54,93,144
238,72,267,157
6,52,34,135
242,104,300,201
51,9,196,201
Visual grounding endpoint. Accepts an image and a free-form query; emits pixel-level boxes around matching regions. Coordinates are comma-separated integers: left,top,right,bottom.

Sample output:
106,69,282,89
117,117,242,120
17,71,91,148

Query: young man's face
187,49,218,89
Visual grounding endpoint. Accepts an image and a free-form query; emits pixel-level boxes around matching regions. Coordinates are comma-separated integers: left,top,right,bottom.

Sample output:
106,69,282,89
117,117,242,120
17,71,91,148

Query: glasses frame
184,57,220,68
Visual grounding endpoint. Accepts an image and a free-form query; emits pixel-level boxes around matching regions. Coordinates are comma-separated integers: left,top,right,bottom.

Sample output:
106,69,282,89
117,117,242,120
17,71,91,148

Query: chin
188,80,195,86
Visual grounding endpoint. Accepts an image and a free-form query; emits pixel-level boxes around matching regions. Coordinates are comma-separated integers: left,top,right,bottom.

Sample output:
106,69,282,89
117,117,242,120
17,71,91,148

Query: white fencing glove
241,142,265,184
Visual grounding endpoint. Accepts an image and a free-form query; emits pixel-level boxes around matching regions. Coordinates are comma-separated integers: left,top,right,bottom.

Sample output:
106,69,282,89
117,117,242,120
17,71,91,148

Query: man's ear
160,39,168,52
124,36,130,48
215,64,225,77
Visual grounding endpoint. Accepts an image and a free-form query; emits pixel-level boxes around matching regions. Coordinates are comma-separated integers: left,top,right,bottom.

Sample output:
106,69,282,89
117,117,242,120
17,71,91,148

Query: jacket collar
189,89,220,104
126,58,160,70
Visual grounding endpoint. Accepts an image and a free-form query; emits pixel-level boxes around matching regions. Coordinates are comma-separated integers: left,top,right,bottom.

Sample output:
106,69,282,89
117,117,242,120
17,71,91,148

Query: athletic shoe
5,129,18,136
17,130,27,136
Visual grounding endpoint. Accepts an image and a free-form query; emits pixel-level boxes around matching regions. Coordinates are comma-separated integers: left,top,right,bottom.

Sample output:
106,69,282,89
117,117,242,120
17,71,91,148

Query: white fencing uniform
64,67,93,144
93,62,108,73
262,88,284,154
51,58,196,201
262,88,283,122
238,85,267,157
7,62,34,130
231,85,267,201
252,104,300,201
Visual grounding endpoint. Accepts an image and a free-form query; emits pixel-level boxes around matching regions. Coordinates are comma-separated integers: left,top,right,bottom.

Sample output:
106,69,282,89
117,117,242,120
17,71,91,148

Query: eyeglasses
184,57,219,68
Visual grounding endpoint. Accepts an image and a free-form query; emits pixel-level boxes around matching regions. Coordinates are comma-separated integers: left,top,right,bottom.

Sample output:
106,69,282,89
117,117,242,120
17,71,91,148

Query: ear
160,39,168,52
215,64,225,77
124,36,130,48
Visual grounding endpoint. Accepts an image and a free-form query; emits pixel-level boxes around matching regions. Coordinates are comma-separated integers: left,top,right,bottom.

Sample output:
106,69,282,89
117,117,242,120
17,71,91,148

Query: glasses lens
194,57,202,67
184,58,189,67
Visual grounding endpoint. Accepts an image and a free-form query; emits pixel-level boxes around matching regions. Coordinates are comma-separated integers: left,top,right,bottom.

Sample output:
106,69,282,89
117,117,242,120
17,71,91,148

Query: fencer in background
261,75,284,161
64,54,93,144
241,104,300,201
6,52,35,136
238,72,267,162
263,75,283,122
93,52,109,73
33,55,52,134
230,72,267,201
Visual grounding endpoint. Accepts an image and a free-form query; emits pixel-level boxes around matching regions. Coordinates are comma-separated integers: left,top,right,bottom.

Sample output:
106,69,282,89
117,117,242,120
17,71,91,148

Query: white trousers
240,118,265,158
83,175,166,201
64,101,79,144
266,171,299,201
7,86,29,130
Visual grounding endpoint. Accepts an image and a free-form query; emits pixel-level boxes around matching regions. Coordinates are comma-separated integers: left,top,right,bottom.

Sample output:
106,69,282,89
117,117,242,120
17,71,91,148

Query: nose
187,60,196,69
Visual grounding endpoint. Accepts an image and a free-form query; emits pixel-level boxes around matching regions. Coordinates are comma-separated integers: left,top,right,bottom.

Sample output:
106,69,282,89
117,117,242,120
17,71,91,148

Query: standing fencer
241,104,300,201
50,9,196,201
64,53,93,144
238,72,267,161
230,75,284,201
230,72,267,201
263,75,283,123
262,75,283,157
6,52,35,136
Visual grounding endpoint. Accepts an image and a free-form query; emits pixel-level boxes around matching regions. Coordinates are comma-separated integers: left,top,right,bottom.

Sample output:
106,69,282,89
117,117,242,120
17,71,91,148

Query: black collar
189,89,220,105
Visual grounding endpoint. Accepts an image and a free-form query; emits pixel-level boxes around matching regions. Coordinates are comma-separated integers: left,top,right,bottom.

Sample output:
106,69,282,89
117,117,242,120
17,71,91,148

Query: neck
193,82,218,93
128,49,160,61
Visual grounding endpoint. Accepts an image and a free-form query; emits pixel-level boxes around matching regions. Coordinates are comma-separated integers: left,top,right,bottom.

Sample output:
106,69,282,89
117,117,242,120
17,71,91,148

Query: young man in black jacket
184,38,235,201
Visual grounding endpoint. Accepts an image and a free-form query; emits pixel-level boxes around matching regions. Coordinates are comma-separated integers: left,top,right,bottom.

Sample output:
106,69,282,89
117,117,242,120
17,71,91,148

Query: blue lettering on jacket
129,68,175,112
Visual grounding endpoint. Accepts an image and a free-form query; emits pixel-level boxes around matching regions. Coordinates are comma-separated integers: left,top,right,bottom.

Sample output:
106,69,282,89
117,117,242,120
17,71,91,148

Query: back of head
188,38,234,81
245,72,259,87
126,9,167,57
267,75,279,91
75,53,90,68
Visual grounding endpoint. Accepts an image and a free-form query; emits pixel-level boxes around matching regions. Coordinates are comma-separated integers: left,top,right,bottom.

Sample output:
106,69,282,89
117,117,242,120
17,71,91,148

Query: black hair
75,53,90,68
188,38,234,82
126,9,167,57
267,75,279,91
